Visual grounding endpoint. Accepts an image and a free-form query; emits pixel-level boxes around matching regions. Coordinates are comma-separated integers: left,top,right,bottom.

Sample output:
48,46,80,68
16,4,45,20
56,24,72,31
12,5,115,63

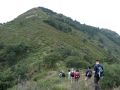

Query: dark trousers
94,76,100,90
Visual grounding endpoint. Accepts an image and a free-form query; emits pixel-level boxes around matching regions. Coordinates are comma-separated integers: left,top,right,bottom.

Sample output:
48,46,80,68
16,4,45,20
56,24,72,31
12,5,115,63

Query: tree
43,53,62,68
44,17,72,33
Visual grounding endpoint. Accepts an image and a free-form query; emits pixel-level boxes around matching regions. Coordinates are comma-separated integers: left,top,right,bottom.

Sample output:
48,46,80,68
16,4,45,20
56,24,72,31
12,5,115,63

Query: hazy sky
0,0,120,35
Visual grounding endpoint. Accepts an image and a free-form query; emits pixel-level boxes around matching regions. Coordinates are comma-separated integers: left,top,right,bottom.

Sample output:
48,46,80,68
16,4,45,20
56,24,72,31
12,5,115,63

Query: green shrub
1,43,29,66
6,43,28,56
83,55,94,64
54,45,79,58
101,63,120,89
43,53,62,68
13,64,28,79
0,70,15,90
56,47,72,58
65,56,90,69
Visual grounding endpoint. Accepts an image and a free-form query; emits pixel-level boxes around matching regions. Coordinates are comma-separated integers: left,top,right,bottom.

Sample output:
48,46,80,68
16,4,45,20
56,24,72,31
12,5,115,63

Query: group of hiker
59,60,104,90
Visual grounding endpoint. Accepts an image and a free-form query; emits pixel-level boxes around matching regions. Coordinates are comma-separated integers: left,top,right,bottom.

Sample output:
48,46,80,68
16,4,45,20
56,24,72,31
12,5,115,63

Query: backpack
96,65,104,78
62,73,66,77
87,70,92,78
59,72,65,78
59,72,62,77
74,72,80,79
70,72,74,77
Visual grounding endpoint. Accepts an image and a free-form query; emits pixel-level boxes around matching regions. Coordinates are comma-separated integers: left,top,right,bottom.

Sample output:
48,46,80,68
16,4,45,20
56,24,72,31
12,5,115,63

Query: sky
0,0,120,35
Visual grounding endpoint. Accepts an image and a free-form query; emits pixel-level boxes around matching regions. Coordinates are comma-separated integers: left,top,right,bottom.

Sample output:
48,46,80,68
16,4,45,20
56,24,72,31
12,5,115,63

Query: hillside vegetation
0,7,120,90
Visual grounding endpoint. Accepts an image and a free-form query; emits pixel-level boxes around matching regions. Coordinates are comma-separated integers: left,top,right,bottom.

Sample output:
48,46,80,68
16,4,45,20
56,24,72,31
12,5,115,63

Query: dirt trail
44,71,57,80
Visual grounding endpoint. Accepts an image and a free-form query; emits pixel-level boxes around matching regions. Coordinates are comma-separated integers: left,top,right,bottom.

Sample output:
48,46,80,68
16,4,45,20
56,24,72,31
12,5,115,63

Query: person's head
68,70,70,72
96,60,100,64
76,69,79,72
88,66,91,69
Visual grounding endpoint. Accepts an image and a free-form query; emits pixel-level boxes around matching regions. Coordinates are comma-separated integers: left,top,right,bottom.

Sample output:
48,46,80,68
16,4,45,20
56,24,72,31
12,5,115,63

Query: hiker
73,69,80,90
74,69,80,82
70,68,75,83
59,71,66,78
85,66,92,87
85,66,92,80
68,69,71,80
94,60,104,90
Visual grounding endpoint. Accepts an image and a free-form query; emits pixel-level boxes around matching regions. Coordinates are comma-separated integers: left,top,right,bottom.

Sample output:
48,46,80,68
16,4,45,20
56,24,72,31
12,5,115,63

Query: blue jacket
94,64,104,77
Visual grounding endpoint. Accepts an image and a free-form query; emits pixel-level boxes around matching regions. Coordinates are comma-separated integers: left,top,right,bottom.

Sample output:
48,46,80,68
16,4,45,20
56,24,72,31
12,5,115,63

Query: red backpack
74,72,80,79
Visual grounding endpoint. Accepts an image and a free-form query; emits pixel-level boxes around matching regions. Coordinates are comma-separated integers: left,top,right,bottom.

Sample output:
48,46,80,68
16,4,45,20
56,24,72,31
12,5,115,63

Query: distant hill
0,7,120,90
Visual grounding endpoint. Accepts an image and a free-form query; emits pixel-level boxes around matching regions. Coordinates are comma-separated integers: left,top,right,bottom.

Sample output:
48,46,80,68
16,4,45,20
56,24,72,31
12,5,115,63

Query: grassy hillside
0,7,120,90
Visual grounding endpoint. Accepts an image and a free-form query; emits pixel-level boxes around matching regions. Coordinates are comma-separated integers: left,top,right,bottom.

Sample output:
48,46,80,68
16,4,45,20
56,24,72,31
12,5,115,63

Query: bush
4,43,29,66
0,70,15,90
54,45,79,59
0,43,29,67
65,56,90,69
103,54,119,64
6,51,16,65
83,55,94,64
0,64,28,90
101,63,120,89
13,64,28,79
43,53,62,68
56,47,72,58
6,43,28,55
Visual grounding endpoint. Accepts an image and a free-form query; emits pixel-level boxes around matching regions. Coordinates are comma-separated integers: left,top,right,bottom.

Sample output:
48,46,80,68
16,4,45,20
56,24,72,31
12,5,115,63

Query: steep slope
1,7,120,61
